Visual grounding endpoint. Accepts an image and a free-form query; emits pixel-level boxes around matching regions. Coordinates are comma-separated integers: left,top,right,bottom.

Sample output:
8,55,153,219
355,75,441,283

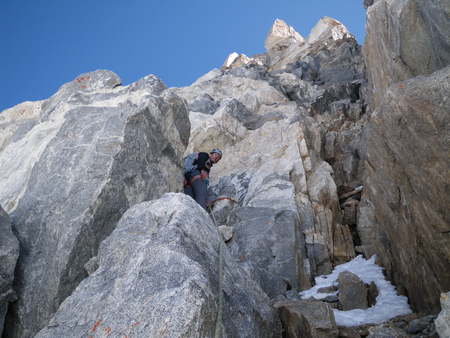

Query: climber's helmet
210,148,223,163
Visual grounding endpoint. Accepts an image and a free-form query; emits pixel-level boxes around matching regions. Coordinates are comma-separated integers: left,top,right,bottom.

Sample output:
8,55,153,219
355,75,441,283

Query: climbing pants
184,177,208,209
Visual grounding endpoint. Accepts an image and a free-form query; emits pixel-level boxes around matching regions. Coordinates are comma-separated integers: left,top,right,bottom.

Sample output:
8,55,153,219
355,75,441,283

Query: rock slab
36,193,280,338
274,299,338,338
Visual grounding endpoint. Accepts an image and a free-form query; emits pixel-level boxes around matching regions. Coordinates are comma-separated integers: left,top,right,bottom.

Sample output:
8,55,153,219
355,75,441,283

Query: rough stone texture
367,281,379,307
307,17,353,45
228,206,302,297
435,292,450,338
363,0,450,108
188,93,220,115
337,271,368,310
173,17,368,299
367,325,409,338
1,71,190,337
0,206,19,336
176,79,313,295
338,327,361,338
406,315,436,334
265,19,305,65
36,193,280,338
332,224,356,265
342,199,359,226
0,100,44,154
218,225,233,242
358,67,450,312
274,299,338,338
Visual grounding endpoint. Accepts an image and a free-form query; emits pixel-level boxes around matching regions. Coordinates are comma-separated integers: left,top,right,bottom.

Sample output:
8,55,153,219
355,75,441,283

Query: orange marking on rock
103,327,112,335
91,320,102,332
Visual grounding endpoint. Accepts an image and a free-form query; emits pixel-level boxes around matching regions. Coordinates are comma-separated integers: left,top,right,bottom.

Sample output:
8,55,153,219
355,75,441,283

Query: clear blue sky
0,1,366,111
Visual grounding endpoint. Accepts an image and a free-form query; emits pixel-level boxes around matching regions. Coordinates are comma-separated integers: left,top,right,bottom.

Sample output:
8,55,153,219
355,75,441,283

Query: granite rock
0,206,19,336
274,299,338,338
1,71,190,337
36,193,280,338
363,0,450,108
337,271,368,310
358,67,450,312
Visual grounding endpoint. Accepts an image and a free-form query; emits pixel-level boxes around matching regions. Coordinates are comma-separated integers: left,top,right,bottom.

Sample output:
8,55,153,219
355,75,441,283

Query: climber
183,149,223,209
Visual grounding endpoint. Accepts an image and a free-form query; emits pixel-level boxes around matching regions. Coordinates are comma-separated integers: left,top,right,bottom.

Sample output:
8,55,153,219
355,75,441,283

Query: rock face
1,71,190,337
174,16,366,300
367,325,409,338
363,0,450,108
0,206,19,337
36,193,280,338
360,0,450,313
358,67,450,312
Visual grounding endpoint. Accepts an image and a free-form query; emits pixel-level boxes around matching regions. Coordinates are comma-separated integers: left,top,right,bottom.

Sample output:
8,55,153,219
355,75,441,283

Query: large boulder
337,271,368,310
274,299,338,338
358,66,450,312
363,0,450,108
0,206,19,336
36,193,280,337
1,71,190,337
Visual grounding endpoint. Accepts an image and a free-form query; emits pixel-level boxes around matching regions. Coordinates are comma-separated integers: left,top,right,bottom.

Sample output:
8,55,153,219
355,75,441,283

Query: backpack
183,152,199,175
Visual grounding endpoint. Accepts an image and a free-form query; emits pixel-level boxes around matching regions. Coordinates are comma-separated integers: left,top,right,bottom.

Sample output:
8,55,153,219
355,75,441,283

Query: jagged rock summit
265,18,305,53
307,16,353,44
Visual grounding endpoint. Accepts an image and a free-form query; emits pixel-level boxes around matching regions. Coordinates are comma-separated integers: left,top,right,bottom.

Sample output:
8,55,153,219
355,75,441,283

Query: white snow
299,255,412,327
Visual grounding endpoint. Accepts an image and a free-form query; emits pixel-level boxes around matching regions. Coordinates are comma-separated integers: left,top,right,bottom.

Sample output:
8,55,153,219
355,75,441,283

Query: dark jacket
185,152,212,181
194,152,212,173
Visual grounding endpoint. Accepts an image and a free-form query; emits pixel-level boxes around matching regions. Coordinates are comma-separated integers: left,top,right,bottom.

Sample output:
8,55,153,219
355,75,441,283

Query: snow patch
299,255,412,327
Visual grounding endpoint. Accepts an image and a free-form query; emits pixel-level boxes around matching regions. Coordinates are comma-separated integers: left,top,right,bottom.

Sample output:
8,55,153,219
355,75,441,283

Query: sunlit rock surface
36,194,280,338
1,71,190,337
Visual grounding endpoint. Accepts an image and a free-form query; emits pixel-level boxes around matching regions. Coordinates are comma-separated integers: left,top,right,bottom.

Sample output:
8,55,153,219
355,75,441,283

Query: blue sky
0,1,366,111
